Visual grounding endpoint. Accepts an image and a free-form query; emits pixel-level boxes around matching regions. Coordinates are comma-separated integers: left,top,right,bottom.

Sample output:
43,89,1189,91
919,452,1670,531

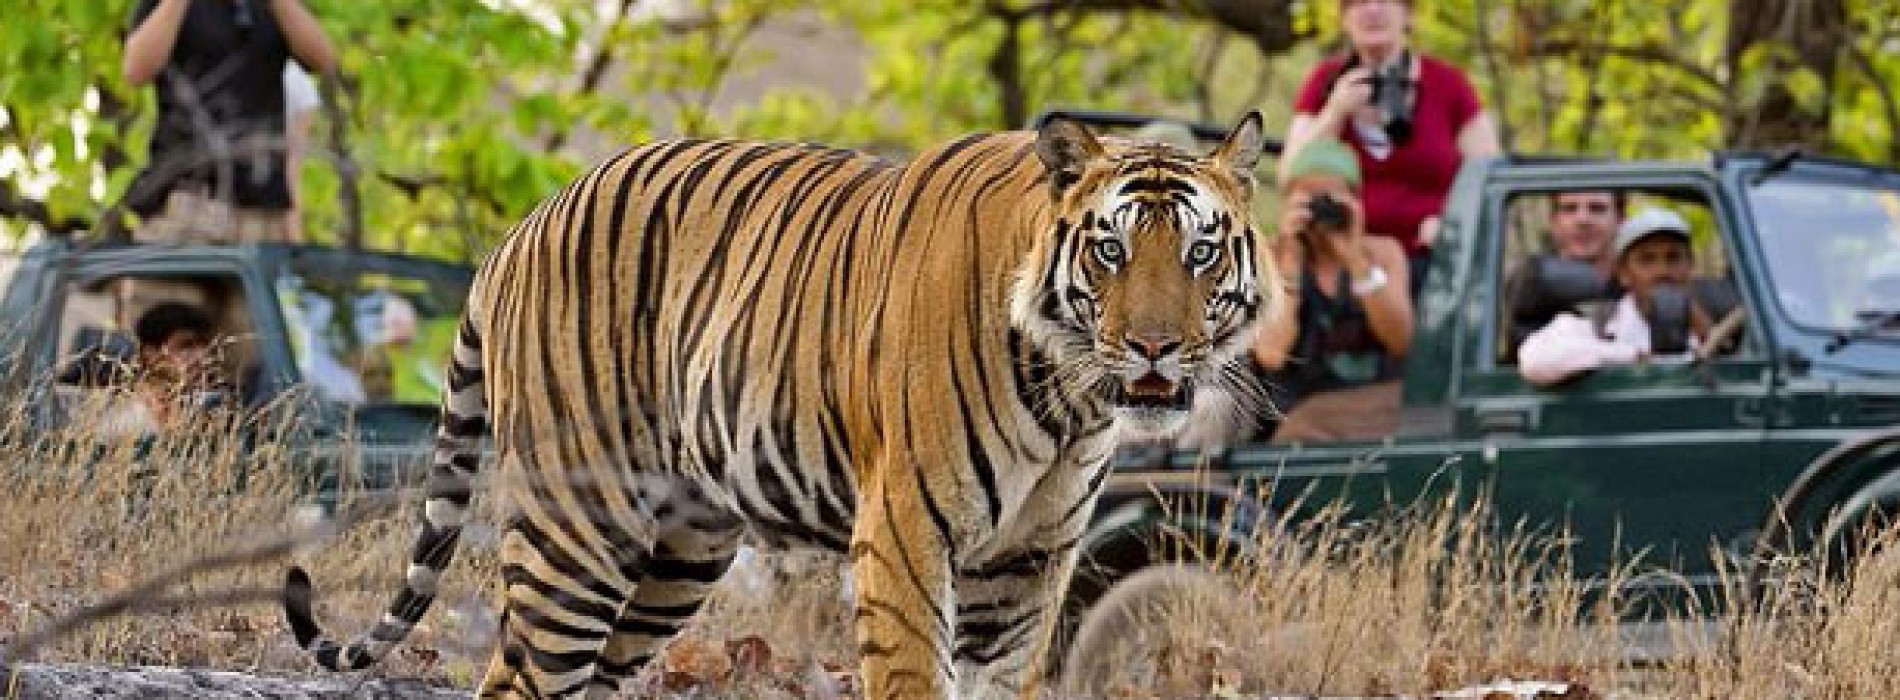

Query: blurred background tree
1,0,1891,257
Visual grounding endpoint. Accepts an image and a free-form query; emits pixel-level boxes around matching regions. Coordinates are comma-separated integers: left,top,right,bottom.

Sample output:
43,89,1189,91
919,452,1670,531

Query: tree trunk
1725,0,1846,151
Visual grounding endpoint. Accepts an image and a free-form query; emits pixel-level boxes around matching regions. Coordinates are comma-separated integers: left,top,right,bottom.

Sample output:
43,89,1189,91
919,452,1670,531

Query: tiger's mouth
1109,372,1193,412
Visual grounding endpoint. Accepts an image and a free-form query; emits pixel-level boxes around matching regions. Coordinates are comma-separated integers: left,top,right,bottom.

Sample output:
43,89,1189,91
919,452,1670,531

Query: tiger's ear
1034,117,1105,193
1209,110,1266,178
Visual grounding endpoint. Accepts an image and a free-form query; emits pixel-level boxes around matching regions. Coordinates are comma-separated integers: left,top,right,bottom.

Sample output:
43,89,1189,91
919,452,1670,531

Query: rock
0,662,466,699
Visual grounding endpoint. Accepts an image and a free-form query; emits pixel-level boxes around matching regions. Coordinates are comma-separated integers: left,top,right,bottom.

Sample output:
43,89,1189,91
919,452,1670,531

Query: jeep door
1458,166,1776,586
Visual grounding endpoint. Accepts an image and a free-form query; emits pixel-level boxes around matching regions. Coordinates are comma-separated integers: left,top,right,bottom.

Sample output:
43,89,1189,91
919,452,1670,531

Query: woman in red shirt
1281,0,1500,294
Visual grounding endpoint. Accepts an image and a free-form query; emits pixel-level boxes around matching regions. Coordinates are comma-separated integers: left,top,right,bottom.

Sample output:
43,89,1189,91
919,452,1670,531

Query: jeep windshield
1749,176,1900,337
275,262,468,409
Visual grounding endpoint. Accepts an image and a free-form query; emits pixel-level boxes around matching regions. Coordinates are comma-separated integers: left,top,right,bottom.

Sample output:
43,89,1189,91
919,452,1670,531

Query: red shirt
1294,54,1482,253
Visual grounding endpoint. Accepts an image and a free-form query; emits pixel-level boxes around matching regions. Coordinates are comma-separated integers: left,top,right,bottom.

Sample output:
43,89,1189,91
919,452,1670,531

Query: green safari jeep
1048,111,1900,655
0,239,476,495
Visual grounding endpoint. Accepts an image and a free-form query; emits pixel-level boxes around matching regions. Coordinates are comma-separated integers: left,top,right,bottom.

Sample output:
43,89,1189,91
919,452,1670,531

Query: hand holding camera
1642,284,1715,356
1323,67,1376,121
1281,189,1368,271
1327,57,1416,144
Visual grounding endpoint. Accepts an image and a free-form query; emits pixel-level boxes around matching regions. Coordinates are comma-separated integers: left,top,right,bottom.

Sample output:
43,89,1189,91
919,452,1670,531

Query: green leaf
1784,67,1828,113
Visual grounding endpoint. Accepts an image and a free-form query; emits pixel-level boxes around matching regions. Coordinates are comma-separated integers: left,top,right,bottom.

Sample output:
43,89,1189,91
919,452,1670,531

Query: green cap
1280,136,1361,188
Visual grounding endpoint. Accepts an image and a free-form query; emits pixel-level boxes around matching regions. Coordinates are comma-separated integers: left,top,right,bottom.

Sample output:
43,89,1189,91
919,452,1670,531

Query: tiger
281,111,1279,699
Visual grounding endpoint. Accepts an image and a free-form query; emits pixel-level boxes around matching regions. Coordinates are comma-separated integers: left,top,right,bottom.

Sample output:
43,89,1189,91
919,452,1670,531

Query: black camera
1360,59,1414,144
1645,284,1694,355
1307,192,1351,232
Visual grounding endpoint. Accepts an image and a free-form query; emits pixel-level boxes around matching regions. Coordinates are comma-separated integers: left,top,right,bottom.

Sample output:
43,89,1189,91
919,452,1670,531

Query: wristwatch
1351,264,1389,297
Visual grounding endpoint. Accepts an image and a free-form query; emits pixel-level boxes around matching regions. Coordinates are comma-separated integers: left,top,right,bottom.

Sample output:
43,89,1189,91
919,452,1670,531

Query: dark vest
127,0,294,215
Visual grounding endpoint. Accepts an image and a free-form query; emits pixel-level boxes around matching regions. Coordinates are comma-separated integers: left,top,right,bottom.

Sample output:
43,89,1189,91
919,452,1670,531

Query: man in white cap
1518,207,1709,386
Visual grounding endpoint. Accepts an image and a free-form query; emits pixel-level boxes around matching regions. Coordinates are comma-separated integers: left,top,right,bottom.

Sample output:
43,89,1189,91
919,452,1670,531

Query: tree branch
1471,0,1512,149
375,170,506,214
1192,25,1229,123
1845,44,1900,165
997,0,1298,56
544,0,639,153
0,179,90,236
1516,38,1725,92
988,10,1027,129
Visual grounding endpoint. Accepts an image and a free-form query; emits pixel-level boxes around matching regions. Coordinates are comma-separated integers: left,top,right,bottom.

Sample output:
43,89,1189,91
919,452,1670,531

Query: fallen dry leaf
663,636,732,683
727,635,772,675
660,669,701,692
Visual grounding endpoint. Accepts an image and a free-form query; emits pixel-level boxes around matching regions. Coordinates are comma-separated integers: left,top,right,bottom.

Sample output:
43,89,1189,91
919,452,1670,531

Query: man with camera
1251,137,1414,444
1518,207,1713,386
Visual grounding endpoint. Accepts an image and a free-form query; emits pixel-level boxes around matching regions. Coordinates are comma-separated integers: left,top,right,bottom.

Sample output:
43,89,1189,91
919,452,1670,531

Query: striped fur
282,113,1278,699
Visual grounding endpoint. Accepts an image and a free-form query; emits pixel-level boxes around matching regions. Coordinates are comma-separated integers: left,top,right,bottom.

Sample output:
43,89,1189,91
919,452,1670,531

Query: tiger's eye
1187,240,1220,267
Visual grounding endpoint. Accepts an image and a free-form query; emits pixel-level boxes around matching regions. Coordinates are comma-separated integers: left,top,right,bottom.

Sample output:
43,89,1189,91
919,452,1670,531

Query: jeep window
1749,178,1900,332
276,270,464,408
50,274,256,431
1496,190,1744,365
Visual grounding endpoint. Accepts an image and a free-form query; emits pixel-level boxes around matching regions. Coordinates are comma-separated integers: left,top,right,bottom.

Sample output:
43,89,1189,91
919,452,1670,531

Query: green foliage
5,0,1898,257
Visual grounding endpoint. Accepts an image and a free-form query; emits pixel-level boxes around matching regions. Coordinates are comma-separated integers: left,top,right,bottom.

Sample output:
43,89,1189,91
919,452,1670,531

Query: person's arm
1251,235,1304,371
1517,314,1643,386
1344,237,1414,358
1457,111,1503,158
270,0,336,75
123,0,191,86
1278,64,1370,183
282,63,320,243
1444,62,1501,159
283,107,311,242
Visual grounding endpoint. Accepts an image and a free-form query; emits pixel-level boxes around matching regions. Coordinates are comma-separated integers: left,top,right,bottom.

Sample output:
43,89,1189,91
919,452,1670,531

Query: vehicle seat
1690,276,1742,321
1503,255,1613,362
1690,275,1745,355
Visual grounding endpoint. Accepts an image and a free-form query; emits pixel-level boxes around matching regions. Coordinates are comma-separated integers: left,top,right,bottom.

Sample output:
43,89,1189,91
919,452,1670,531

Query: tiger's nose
1125,332,1182,361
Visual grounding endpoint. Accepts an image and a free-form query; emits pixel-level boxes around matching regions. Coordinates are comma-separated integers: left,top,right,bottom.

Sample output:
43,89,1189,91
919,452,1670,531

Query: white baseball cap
1612,207,1692,261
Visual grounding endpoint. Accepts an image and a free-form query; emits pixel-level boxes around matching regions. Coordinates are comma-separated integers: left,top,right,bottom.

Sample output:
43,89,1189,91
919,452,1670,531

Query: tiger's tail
283,314,490,671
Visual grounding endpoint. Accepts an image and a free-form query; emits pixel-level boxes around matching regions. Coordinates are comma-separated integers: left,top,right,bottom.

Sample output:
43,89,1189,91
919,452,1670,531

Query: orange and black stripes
283,113,1276,699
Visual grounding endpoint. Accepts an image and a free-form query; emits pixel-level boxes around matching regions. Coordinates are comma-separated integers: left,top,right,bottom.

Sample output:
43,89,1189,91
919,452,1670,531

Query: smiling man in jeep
1518,207,1713,385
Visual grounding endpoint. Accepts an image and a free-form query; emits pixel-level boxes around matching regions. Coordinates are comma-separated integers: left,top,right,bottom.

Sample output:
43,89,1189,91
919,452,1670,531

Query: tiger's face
1013,113,1281,437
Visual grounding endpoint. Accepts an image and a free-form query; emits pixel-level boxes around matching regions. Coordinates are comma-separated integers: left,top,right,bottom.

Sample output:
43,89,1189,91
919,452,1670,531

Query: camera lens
1307,193,1349,231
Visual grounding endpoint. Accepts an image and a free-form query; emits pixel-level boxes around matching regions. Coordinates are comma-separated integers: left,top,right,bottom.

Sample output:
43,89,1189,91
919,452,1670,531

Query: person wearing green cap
1246,136,1414,444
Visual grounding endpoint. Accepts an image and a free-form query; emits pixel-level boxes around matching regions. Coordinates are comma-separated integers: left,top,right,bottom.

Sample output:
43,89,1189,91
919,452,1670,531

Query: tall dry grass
1061,493,1633,698
0,378,859,695
5,379,1900,699
0,382,498,686
1065,486,1900,699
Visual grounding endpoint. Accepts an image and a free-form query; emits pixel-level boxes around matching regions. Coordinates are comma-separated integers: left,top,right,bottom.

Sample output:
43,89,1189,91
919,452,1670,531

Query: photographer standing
1280,0,1499,295
123,0,336,243
1251,137,1413,444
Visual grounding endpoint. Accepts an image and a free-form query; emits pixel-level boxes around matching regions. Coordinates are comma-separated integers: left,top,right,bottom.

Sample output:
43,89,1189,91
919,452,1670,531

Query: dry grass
0,384,498,686
4,386,1900,699
1065,486,1900,699
1060,493,1631,698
